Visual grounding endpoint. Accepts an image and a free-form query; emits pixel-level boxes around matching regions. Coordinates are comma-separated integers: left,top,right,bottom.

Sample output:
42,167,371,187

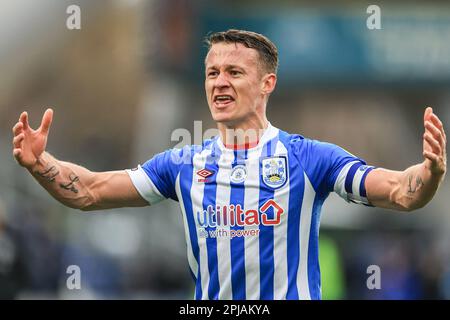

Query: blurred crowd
0,0,449,299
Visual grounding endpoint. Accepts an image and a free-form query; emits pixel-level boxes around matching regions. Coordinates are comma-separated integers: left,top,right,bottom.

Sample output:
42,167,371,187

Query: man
12,30,446,300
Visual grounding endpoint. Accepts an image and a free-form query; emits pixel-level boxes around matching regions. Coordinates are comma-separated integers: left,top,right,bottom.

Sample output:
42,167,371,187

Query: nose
214,72,230,89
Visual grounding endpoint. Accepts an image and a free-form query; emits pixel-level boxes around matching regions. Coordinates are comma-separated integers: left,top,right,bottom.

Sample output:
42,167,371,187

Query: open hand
12,108,54,169
423,107,447,177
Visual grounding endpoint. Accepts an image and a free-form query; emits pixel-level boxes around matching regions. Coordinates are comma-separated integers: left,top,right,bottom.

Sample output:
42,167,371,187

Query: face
205,42,276,127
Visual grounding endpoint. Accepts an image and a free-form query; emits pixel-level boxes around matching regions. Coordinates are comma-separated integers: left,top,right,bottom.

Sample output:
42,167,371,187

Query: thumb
40,108,54,135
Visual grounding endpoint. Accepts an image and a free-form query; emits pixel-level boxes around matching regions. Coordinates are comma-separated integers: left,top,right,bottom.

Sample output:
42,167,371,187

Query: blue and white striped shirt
127,123,374,300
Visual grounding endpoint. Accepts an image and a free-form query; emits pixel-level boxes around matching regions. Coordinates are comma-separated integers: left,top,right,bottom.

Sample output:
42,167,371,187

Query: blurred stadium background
1,0,450,299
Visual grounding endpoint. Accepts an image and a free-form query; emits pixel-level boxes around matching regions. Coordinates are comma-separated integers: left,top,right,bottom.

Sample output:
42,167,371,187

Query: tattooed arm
29,152,148,210
365,163,443,211
365,107,446,211
12,109,148,211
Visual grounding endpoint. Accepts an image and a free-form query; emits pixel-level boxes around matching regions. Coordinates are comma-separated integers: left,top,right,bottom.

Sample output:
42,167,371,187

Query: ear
261,73,277,95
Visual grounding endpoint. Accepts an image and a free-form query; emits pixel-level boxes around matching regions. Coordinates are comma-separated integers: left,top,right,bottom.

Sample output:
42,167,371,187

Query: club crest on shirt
261,156,287,189
230,165,247,183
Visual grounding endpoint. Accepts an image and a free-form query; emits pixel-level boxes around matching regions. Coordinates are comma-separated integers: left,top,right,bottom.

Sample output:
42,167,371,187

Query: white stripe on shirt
216,151,234,300
190,148,211,300
297,173,315,300
272,141,290,300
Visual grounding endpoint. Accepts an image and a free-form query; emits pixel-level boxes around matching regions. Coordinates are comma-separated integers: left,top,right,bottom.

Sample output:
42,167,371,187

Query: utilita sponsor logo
196,199,284,227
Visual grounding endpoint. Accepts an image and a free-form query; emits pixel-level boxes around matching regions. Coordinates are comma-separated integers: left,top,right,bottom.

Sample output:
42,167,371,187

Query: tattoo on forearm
34,165,60,183
407,175,425,194
59,174,79,194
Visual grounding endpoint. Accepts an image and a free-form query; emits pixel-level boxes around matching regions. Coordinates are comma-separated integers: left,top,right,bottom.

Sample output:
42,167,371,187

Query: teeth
215,95,232,101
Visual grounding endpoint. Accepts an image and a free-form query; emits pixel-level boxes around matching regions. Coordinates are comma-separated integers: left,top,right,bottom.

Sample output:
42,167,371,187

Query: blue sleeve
295,138,374,204
141,148,186,201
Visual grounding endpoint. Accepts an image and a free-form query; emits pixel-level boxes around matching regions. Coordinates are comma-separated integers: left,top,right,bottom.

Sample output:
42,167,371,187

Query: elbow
75,192,100,212
394,199,427,212
63,201,96,212
78,198,100,212
79,204,97,212
403,201,427,212
393,204,414,213
396,205,414,213
389,188,426,212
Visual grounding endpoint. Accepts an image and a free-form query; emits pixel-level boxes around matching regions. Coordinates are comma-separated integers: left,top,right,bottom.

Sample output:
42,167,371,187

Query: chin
213,117,233,125
211,111,235,124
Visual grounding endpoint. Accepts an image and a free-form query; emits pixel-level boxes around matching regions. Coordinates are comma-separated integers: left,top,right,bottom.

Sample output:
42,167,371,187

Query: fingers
422,107,446,175
424,107,446,148
40,108,53,135
423,150,438,163
19,111,29,130
424,107,433,123
424,132,441,155
425,121,445,148
12,133,24,163
12,116,25,163
429,113,443,129
13,148,21,157
13,133,25,148
12,121,23,136
429,112,447,144
13,148,22,161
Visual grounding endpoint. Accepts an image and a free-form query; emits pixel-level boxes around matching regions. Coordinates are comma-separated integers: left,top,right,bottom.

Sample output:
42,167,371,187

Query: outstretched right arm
12,109,148,211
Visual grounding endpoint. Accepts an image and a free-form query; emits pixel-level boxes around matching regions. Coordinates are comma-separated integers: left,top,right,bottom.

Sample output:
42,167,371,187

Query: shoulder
163,137,218,166
277,129,340,158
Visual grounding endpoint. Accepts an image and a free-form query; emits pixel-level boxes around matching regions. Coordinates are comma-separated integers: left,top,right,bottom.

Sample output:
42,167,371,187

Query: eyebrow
205,64,245,71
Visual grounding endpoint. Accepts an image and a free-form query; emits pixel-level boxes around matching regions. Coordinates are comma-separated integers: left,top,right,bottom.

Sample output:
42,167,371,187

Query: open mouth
213,95,235,107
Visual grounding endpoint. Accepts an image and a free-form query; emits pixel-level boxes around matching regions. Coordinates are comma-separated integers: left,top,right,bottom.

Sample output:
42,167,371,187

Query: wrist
423,159,446,177
28,152,49,174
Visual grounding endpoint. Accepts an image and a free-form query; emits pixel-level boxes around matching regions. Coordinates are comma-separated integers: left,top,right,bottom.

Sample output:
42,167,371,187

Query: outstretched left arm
365,107,447,211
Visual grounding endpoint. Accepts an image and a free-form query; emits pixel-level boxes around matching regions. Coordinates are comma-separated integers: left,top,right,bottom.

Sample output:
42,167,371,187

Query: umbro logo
197,169,214,183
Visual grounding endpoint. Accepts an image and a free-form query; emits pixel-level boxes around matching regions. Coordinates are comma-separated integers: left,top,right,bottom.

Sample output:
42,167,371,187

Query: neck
217,116,269,149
